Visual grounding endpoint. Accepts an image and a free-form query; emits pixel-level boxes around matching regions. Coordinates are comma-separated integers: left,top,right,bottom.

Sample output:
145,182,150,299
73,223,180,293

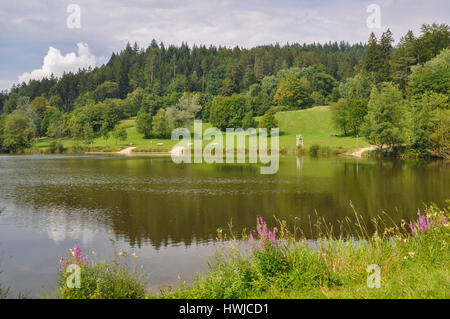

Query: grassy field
274,106,370,153
33,106,370,154
34,117,179,153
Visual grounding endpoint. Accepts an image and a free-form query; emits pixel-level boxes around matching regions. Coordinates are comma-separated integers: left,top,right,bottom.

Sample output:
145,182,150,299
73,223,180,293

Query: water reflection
0,155,448,296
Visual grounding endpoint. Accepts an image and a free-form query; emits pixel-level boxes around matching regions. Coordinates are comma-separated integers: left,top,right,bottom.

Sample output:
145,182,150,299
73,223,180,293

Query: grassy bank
30,106,368,155
56,202,449,299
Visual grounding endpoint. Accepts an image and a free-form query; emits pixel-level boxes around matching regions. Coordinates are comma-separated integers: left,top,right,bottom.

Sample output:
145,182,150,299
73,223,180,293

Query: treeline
331,23,450,158
2,40,365,111
0,23,448,157
0,38,365,152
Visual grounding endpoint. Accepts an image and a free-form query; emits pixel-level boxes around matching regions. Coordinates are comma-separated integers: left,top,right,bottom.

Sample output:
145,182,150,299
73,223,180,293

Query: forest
0,23,448,157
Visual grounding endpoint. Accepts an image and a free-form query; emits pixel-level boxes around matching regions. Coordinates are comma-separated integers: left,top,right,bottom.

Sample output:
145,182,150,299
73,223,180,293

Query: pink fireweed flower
70,243,87,265
410,209,435,237
250,216,281,253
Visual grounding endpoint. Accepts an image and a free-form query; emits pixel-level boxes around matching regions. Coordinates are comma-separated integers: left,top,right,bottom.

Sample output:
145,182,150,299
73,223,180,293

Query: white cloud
18,43,103,83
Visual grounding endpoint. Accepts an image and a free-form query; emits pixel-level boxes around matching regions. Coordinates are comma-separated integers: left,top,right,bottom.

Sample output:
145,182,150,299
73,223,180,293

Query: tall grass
56,234,148,299
0,282,9,299
52,202,449,299
158,201,450,299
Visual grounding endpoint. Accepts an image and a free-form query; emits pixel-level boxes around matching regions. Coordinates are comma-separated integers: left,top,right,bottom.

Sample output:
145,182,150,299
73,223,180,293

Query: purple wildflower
409,209,435,237
249,216,280,253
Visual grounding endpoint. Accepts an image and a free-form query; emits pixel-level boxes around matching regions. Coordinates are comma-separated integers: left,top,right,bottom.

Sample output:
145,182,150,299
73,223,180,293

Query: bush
49,141,66,154
309,144,320,156
249,217,288,279
58,241,147,299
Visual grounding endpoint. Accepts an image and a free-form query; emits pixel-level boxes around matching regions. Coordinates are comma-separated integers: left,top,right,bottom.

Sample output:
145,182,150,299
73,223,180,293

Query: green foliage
83,124,95,146
362,30,394,82
30,96,48,118
100,123,111,145
112,126,128,144
101,99,124,131
165,93,202,129
331,98,349,135
1,24,448,157
311,91,325,106
13,96,41,131
262,66,336,101
141,92,164,115
430,111,450,158
410,48,450,97
273,75,311,109
415,23,450,64
49,95,64,111
2,113,36,152
57,242,147,299
245,85,271,116
123,88,145,116
136,110,153,138
219,78,236,96
206,66,227,95
346,98,368,136
361,83,409,149
162,92,182,109
309,144,320,156
3,92,19,114
209,94,246,131
92,81,120,102
152,108,170,138
166,75,187,94
242,113,257,130
391,30,417,91
258,110,278,134
49,141,66,154
408,92,449,157
197,93,214,122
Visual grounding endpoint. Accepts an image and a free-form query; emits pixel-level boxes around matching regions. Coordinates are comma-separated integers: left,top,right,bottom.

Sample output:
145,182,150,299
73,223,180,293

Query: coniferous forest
0,23,448,157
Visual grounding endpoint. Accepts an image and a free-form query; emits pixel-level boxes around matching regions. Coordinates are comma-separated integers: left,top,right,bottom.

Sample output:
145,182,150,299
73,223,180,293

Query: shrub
309,144,320,156
49,141,66,154
58,241,147,299
249,217,288,279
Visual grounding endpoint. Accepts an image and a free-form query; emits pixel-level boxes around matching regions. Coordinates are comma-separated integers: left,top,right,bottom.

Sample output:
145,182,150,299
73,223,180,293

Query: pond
0,154,448,297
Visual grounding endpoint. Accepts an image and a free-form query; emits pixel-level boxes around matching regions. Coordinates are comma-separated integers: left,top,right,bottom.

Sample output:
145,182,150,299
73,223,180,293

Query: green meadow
33,106,369,155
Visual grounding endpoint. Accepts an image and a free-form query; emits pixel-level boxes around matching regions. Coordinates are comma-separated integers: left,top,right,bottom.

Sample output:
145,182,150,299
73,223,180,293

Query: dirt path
169,146,185,156
117,147,136,155
345,146,378,158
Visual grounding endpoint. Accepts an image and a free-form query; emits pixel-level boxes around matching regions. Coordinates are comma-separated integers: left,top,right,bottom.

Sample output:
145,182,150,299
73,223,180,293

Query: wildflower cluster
409,209,435,237
57,241,147,299
249,216,280,253
59,243,86,273
249,216,287,278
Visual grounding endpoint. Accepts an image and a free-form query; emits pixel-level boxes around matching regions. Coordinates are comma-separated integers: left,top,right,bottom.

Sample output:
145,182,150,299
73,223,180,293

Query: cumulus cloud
18,43,102,83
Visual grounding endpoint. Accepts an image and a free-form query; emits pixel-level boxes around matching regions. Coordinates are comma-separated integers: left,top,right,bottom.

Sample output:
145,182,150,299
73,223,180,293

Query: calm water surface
0,154,448,297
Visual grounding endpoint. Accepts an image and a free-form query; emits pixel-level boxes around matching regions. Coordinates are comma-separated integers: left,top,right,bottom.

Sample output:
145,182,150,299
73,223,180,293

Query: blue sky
0,0,449,90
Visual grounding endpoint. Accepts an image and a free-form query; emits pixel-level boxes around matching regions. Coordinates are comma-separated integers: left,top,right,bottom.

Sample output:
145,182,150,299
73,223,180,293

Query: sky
0,0,449,91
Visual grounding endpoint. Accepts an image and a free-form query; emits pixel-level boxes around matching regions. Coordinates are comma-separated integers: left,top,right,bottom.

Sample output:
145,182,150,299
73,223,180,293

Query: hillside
275,106,369,152
34,106,368,154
